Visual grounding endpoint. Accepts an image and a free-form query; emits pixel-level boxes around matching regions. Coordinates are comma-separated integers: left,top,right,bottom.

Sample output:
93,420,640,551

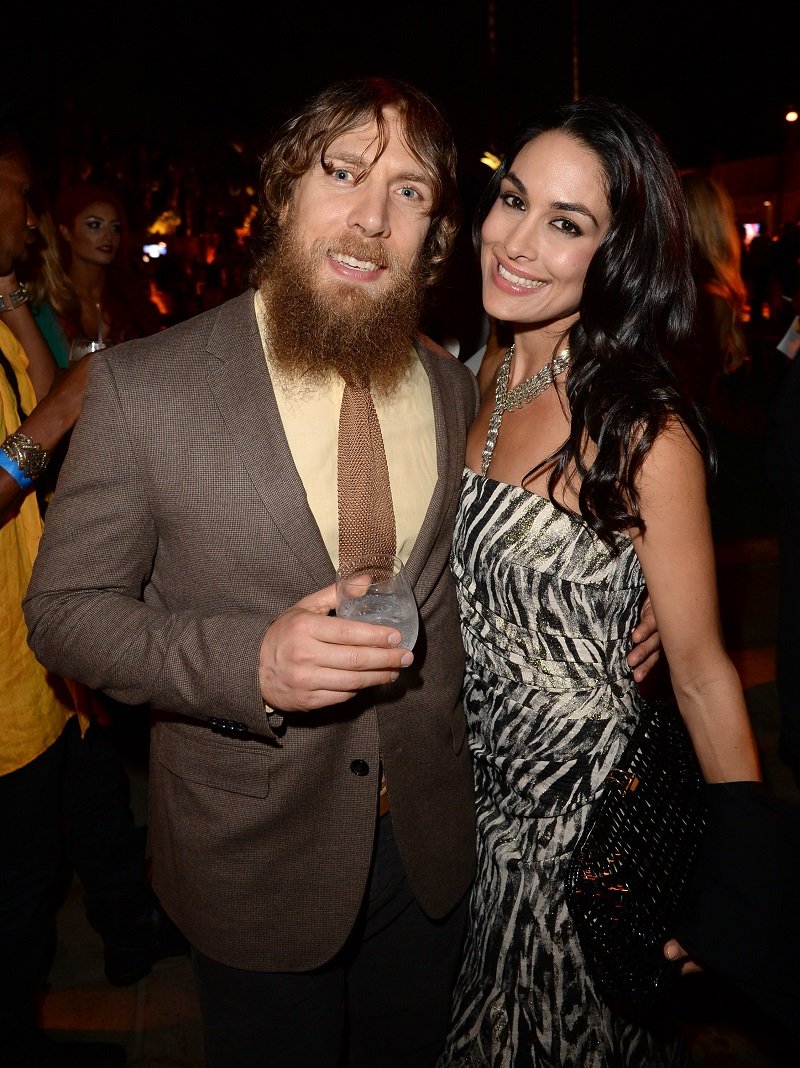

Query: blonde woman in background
20,185,160,366
677,171,749,417
19,207,74,368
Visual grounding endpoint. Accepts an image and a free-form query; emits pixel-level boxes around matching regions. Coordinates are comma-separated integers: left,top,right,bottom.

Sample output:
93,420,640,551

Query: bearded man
25,77,481,1067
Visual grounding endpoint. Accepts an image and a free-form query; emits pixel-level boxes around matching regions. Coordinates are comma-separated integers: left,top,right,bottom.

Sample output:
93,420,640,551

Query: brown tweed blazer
25,290,480,971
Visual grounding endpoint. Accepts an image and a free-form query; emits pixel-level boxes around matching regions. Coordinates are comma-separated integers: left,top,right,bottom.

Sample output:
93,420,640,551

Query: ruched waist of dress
460,595,634,694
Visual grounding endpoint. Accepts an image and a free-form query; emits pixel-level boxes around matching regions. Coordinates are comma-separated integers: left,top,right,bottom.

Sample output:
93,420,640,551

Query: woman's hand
664,938,703,976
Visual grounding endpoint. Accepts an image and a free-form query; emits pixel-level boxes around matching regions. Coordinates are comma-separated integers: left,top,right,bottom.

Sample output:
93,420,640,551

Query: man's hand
664,938,703,976
258,584,414,712
627,595,661,683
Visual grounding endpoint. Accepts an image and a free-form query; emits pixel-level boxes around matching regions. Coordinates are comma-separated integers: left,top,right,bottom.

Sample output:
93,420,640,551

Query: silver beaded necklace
480,342,572,476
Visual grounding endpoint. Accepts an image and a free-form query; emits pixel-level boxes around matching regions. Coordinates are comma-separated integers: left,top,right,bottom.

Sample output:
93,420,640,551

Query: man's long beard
258,223,427,397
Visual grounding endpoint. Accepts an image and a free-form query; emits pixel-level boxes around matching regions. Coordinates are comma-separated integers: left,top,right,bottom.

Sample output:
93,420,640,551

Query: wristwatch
1,431,50,479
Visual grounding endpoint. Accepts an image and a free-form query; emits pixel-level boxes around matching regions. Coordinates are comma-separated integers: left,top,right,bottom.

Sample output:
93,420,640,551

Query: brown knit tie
337,379,395,818
337,382,396,569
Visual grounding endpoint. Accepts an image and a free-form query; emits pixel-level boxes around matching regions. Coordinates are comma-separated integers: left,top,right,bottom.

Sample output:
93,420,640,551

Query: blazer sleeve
24,353,274,736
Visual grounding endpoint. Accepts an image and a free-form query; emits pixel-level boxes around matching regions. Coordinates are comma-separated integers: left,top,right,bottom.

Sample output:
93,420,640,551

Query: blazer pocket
156,721,271,799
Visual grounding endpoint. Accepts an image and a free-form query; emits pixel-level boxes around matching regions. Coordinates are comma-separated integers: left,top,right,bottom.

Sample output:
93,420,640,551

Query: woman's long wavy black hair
475,97,715,546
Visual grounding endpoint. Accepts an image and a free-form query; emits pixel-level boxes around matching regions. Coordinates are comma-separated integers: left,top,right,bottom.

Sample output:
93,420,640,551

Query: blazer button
350,759,370,776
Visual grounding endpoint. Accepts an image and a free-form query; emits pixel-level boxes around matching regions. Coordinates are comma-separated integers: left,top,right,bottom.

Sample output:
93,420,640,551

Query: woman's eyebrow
552,201,599,227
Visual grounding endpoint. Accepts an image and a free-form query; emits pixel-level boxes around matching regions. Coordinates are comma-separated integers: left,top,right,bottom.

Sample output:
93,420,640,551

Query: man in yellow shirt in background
0,129,178,1068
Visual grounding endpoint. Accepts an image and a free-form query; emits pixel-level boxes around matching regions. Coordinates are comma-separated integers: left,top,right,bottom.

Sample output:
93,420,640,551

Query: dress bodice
452,468,646,697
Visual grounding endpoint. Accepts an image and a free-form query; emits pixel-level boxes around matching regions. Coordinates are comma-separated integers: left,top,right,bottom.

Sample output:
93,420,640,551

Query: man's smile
328,250,384,272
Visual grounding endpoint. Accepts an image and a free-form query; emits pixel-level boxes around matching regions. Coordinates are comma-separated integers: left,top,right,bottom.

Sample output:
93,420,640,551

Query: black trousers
192,813,468,1068
0,716,150,1058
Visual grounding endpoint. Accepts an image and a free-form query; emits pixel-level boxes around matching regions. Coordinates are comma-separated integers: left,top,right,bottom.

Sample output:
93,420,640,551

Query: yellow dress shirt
0,321,76,775
254,292,437,569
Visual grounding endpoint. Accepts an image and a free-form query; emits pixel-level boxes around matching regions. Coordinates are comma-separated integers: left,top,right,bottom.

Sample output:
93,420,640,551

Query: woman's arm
0,272,58,401
629,421,761,783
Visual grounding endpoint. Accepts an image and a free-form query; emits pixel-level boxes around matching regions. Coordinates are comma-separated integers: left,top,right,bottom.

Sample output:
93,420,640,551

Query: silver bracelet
0,284,29,312
1,430,49,479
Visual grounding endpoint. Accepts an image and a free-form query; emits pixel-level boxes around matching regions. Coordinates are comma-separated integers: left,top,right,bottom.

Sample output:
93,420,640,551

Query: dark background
14,1,798,186
7,0,798,345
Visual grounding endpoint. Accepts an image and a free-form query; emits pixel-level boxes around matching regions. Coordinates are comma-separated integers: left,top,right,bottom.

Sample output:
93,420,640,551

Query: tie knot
343,370,370,392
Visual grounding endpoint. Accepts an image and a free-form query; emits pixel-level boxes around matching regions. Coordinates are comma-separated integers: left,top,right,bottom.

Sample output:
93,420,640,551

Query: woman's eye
111,223,122,234
500,192,525,211
332,168,352,181
553,217,582,236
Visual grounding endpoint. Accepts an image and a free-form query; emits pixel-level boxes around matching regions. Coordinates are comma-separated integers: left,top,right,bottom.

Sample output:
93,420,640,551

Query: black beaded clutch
565,698,707,1006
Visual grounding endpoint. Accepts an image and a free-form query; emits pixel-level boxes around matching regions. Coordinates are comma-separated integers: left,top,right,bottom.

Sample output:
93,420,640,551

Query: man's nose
347,181,390,239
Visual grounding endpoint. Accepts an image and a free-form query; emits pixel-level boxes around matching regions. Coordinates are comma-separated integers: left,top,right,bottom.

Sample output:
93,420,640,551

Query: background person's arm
0,272,57,401
1,355,90,521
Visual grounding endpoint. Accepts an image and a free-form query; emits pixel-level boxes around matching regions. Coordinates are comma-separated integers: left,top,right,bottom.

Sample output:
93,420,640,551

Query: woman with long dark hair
440,98,761,1065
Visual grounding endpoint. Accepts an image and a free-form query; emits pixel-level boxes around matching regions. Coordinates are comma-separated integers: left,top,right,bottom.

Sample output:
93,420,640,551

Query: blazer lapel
204,292,335,587
201,301,467,597
405,339,468,602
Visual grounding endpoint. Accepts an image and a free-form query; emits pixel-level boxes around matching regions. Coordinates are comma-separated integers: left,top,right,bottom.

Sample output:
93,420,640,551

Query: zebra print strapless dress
440,469,689,1068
